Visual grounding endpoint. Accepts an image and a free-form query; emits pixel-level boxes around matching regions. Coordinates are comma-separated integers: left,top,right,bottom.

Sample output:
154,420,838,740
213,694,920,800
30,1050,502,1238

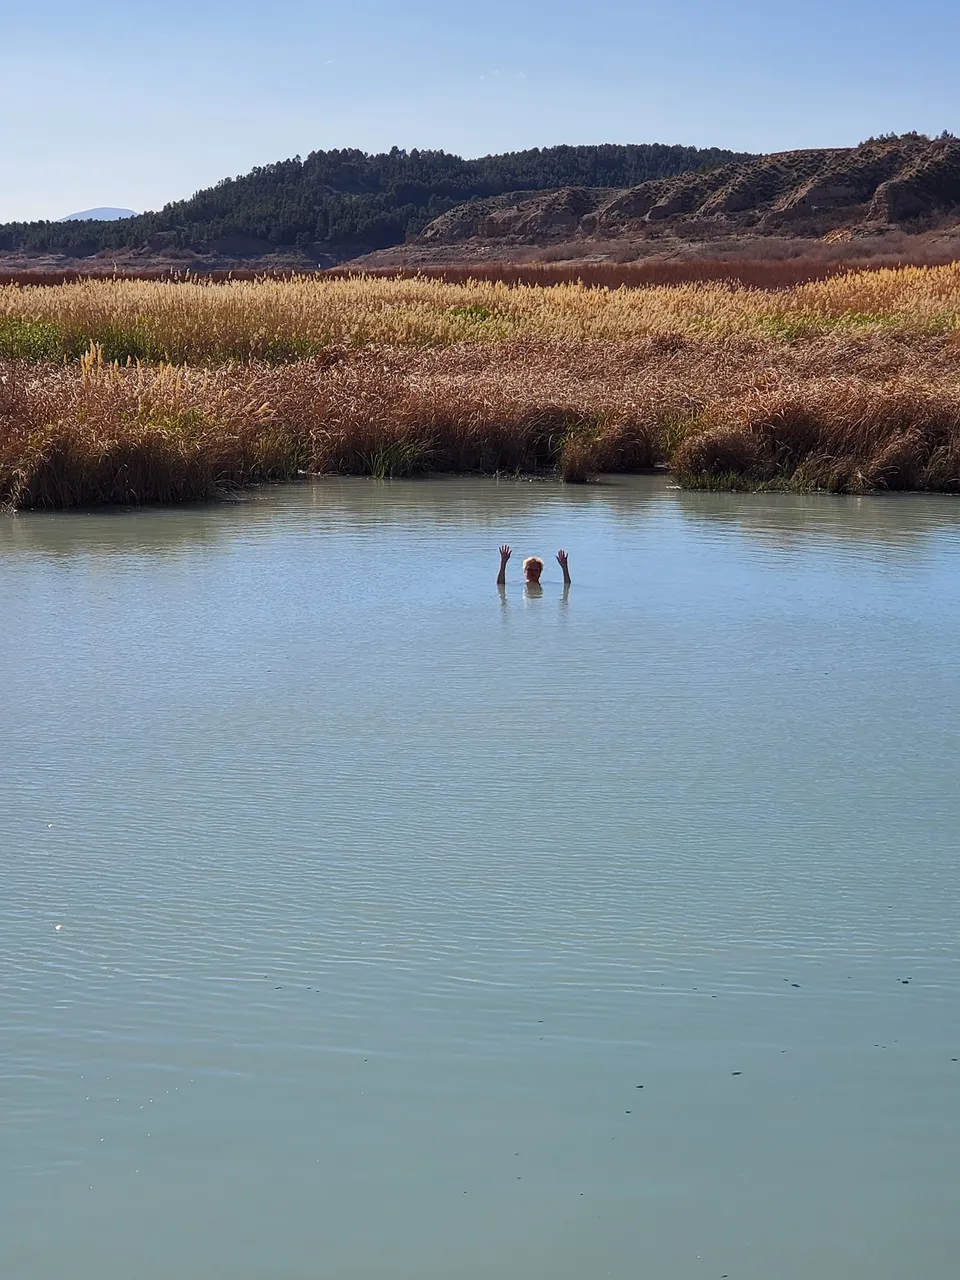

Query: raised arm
557,549,571,585
497,544,511,586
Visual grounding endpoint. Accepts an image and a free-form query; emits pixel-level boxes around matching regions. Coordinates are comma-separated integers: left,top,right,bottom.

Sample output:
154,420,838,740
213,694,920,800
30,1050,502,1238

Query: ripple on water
2,477,959,1280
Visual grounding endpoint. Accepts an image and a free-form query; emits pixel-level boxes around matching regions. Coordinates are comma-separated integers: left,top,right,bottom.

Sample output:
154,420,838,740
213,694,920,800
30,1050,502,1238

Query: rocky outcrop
868,139,960,222
870,181,930,222
417,136,960,248
421,189,618,243
777,178,864,216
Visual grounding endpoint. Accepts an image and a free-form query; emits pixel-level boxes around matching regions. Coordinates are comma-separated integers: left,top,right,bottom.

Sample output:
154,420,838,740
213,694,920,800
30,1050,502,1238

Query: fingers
499,544,511,558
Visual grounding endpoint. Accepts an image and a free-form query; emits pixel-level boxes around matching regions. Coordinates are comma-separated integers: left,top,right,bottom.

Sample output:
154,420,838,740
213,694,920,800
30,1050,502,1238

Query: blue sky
3,0,957,222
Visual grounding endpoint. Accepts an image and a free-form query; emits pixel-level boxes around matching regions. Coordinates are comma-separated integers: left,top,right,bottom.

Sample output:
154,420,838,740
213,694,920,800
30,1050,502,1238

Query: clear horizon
3,0,958,223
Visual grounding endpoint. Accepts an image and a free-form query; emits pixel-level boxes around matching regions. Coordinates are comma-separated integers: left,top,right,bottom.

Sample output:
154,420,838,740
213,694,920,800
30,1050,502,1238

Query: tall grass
0,348,305,508
4,332,960,507
2,265,960,365
3,268,960,506
673,382,960,492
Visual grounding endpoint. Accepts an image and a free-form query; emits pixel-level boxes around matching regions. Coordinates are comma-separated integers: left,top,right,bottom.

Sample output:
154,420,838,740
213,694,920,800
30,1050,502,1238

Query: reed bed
2,265,960,366
2,269,960,506
327,256,960,290
4,332,960,508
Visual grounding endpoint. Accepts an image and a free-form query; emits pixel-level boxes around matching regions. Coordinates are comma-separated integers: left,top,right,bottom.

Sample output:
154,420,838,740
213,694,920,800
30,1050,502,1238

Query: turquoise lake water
2,476,959,1280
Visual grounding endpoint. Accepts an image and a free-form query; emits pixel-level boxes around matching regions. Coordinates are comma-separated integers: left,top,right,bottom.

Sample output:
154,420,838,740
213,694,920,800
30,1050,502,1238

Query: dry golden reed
4,330,960,507
2,264,960,364
2,268,960,506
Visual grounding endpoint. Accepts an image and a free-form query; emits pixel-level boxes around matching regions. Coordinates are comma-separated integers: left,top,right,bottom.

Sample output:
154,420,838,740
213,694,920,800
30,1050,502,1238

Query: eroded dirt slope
416,136,960,248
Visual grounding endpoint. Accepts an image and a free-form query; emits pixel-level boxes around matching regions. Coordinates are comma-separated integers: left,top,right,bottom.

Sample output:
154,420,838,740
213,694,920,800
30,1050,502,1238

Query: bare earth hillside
403,135,960,256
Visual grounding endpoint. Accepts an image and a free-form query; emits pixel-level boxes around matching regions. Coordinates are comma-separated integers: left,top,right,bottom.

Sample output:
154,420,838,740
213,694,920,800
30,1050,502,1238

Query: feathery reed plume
2,269,960,506
2,265,960,364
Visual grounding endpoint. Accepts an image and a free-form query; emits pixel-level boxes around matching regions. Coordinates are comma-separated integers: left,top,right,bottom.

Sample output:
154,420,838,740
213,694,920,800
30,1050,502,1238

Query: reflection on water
498,581,570,609
5,473,960,558
2,476,959,1280
672,483,960,550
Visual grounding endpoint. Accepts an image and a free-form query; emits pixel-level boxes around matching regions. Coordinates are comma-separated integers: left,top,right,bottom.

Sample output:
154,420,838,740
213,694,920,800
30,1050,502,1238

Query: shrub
672,426,760,480
0,319,63,361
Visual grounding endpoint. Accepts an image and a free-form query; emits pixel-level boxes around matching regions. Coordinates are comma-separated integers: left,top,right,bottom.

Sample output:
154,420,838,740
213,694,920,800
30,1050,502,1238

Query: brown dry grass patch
4,331,960,507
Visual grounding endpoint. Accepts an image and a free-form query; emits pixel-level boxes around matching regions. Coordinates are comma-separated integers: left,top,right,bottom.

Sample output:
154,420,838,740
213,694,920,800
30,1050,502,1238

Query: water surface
2,477,959,1280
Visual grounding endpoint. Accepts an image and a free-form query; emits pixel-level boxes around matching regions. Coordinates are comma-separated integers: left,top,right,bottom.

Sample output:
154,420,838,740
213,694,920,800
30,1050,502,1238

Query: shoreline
4,340,959,509
3,270,960,509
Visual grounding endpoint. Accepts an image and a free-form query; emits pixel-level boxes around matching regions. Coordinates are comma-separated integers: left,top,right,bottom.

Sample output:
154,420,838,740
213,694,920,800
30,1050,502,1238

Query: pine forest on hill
0,144,753,257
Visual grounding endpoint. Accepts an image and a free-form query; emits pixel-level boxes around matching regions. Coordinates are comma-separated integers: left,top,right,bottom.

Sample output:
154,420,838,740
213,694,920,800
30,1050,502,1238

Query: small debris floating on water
54,924,62,931
731,1071,742,1076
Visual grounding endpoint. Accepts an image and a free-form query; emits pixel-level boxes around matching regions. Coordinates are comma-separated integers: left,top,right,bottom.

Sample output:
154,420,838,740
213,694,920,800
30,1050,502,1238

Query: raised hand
497,544,511,586
557,549,571,584
500,545,511,562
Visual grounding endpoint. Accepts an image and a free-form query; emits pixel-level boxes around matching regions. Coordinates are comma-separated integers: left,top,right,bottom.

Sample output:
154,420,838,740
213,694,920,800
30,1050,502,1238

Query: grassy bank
3,332,960,508
1,270,959,507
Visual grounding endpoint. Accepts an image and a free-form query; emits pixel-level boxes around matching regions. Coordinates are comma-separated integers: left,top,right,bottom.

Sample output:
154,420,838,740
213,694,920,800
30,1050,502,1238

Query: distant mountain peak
58,207,138,222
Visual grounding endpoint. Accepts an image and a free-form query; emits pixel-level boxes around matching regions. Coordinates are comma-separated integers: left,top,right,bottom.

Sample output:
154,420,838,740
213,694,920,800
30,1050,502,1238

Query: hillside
0,143,751,263
413,134,960,250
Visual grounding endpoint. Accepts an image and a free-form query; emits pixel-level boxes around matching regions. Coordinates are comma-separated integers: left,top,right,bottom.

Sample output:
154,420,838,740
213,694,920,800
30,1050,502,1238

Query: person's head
522,556,544,583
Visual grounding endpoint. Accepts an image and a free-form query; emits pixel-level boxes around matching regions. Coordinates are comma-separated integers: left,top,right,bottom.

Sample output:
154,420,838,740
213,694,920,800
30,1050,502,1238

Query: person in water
497,545,570,586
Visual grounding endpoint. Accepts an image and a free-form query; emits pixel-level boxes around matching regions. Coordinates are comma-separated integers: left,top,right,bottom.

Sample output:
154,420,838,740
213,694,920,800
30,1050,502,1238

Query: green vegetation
0,143,753,258
0,319,63,361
